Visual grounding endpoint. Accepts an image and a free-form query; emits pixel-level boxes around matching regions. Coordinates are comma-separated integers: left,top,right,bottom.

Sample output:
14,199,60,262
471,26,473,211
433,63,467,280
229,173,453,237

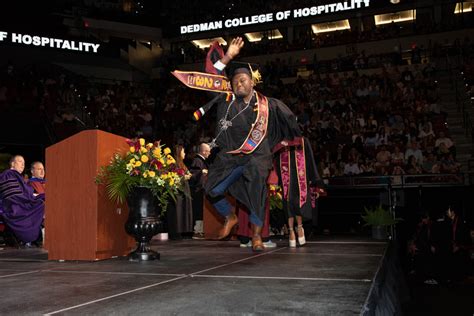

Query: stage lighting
390,0,400,3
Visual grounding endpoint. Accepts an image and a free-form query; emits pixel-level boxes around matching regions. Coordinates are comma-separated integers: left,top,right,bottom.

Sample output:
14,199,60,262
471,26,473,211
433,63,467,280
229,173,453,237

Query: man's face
11,156,25,174
231,73,254,99
201,145,211,159
31,163,45,179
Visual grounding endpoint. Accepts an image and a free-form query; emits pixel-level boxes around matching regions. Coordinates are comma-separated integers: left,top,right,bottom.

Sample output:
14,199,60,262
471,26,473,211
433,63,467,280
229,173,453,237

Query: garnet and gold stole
276,137,308,208
227,92,269,155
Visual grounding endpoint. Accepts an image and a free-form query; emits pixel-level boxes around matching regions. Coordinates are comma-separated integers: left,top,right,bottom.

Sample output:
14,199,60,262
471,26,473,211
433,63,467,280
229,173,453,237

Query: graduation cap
226,61,262,84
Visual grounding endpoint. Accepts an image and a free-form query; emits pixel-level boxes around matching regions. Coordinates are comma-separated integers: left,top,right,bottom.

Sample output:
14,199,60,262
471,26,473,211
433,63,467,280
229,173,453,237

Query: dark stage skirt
166,181,193,238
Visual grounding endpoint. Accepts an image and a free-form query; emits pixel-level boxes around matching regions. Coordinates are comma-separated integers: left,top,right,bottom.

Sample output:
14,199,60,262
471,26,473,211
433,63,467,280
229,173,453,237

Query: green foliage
269,196,283,211
96,154,136,205
361,205,402,226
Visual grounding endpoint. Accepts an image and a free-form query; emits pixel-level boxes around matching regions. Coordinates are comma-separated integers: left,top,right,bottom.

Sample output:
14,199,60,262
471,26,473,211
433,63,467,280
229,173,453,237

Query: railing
323,172,472,189
318,173,473,237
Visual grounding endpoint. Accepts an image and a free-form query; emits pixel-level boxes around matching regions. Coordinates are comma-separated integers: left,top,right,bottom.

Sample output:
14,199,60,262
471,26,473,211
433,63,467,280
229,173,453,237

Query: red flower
126,138,141,152
150,159,163,170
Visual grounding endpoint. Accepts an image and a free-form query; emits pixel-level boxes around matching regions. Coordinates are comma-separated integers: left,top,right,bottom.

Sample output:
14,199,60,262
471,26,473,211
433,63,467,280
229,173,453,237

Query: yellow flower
169,178,174,186
148,171,156,178
146,143,154,149
167,155,176,164
152,148,162,158
163,147,171,155
129,158,136,164
140,147,148,153
129,146,136,153
135,161,142,167
143,172,148,178
139,138,145,146
159,158,165,165
141,155,149,163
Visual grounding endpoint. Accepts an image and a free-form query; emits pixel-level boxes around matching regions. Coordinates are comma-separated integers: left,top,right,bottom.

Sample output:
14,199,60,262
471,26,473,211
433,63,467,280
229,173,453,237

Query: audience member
391,145,405,166
405,140,423,165
406,155,423,174
343,159,361,176
434,131,454,151
440,153,461,173
375,145,391,168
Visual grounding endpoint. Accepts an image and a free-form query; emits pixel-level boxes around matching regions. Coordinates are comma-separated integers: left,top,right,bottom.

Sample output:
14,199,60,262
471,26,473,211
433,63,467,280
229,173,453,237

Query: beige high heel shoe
288,227,296,248
297,225,306,246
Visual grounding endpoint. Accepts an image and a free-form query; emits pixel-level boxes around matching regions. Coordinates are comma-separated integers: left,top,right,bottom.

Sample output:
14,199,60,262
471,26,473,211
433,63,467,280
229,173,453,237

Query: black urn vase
125,186,163,261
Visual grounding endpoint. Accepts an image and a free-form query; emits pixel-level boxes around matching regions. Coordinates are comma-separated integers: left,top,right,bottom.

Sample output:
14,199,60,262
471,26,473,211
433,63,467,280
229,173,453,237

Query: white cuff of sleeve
214,60,226,71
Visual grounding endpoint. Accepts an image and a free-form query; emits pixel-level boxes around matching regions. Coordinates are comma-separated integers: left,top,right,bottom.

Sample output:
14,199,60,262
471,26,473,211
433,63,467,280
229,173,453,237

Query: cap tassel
249,64,262,84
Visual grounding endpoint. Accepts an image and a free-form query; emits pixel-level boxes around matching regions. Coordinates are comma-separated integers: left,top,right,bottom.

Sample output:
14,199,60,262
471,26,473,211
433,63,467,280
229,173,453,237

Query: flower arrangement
268,184,283,211
96,138,186,212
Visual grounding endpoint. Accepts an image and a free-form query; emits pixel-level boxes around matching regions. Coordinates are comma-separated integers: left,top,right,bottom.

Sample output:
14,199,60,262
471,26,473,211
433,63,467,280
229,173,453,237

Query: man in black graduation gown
189,143,211,239
205,37,301,251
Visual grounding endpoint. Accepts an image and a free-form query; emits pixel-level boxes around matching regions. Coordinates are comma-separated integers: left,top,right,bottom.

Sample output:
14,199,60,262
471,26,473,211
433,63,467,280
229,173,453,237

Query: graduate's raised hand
226,37,244,59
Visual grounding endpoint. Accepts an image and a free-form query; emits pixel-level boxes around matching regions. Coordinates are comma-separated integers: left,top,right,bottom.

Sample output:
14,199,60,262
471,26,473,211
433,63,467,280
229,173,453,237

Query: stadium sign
180,0,370,34
0,31,100,53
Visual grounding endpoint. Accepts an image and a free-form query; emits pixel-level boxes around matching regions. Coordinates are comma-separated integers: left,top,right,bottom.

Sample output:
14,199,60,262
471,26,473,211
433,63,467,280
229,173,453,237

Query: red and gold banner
171,70,232,93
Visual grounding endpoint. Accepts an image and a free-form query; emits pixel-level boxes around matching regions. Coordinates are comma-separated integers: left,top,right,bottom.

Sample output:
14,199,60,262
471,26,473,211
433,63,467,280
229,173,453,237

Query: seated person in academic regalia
28,161,46,194
0,155,44,244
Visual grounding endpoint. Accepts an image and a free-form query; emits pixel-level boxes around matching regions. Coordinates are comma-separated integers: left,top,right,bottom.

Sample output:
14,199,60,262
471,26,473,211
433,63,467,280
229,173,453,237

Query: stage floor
0,236,386,315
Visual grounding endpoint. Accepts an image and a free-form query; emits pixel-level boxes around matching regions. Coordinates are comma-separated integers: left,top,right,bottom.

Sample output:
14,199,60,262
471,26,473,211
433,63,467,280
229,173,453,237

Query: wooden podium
203,196,236,239
45,130,134,261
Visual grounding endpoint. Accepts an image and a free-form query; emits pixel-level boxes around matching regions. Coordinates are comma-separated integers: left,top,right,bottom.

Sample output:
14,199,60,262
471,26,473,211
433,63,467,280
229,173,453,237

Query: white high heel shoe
297,225,306,246
288,228,296,248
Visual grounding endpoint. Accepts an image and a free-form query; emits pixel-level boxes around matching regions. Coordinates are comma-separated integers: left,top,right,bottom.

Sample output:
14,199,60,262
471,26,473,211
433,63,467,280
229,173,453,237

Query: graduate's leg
296,215,306,246
208,165,245,239
249,198,265,252
288,216,296,247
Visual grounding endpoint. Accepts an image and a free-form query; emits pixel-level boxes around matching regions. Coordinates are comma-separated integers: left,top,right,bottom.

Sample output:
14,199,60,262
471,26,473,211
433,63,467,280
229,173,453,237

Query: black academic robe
205,93,301,223
189,155,209,221
275,137,322,220
189,155,208,192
